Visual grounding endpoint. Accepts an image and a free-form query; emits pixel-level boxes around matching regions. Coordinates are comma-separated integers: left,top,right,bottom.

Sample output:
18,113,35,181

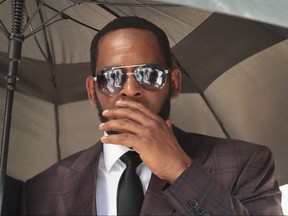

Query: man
20,16,283,215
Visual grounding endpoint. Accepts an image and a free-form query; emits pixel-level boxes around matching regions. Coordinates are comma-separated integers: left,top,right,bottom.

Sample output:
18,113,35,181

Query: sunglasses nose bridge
122,66,136,81
119,70,143,97
126,72,135,77
124,66,138,83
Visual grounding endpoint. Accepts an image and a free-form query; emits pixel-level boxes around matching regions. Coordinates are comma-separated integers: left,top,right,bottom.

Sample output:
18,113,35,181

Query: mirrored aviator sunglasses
93,64,170,96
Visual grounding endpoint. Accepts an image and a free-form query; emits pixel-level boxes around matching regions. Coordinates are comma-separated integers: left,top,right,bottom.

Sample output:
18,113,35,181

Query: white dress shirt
96,139,152,215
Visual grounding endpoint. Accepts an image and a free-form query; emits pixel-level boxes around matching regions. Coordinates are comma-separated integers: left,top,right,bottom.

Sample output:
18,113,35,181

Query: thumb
165,118,173,130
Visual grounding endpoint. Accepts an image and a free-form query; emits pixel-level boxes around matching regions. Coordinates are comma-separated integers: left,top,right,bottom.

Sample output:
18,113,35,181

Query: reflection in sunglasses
93,63,169,96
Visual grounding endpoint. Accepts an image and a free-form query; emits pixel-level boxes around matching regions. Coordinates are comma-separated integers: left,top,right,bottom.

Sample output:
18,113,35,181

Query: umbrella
0,0,288,211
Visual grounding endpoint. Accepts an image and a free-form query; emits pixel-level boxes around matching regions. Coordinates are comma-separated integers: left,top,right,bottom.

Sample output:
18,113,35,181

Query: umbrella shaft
0,89,15,212
0,35,23,214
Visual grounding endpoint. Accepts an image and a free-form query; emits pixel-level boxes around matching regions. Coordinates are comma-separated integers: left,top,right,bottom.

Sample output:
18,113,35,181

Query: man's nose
119,73,143,98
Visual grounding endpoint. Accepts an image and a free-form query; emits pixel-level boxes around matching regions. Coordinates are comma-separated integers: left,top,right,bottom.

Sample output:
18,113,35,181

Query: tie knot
120,151,142,168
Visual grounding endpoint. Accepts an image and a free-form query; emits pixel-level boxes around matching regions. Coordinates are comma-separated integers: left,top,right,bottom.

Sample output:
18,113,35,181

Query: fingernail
116,100,123,105
99,123,105,128
100,136,107,141
102,110,109,115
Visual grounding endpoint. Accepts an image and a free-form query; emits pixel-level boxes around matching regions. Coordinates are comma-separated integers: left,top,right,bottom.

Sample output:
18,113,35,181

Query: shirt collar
102,132,130,172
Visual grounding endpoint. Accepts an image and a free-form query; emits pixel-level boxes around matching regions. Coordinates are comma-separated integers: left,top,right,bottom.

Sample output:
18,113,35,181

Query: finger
115,100,162,122
165,118,173,130
99,118,143,134
102,107,153,126
100,133,141,150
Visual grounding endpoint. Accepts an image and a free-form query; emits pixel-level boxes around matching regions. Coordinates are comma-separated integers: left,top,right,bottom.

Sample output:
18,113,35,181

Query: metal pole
0,0,25,213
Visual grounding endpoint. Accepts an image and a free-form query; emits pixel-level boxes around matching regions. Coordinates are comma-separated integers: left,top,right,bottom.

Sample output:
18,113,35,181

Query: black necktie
117,151,144,215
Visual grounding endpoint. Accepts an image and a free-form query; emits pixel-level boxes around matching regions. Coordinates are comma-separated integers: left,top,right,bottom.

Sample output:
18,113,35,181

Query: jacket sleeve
162,147,283,215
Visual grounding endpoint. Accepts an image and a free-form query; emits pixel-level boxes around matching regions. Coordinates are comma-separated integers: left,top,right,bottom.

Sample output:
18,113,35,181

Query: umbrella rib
0,21,9,38
172,54,230,138
25,18,63,39
42,3,100,31
199,92,230,138
59,14,100,32
22,2,74,36
97,3,120,18
34,0,55,64
83,0,180,7
0,19,9,35
36,2,62,161
26,22,50,61
23,2,73,37
21,0,45,34
24,2,99,39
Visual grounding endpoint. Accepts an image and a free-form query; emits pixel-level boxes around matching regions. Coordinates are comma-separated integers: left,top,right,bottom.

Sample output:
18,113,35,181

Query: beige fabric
204,40,288,184
0,90,58,180
162,0,288,29
0,0,210,64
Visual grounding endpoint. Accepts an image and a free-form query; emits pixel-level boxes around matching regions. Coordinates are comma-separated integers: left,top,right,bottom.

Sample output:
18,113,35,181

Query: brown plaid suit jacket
20,126,283,215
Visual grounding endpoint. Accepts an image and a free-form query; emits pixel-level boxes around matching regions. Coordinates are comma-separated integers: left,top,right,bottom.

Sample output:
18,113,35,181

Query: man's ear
86,75,97,106
170,68,181,98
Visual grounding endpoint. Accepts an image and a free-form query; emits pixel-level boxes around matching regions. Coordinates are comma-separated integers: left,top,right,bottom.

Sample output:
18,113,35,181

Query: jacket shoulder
173,126,272,163
25,142,101,186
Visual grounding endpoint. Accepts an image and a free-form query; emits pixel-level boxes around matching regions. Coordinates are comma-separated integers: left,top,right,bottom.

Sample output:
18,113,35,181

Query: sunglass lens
135,65,166,90
97,68,125,95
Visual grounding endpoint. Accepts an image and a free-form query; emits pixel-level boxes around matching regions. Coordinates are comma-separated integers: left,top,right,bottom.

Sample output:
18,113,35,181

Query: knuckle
141,136,150,144
143,126,153,136
120,118,129,126
118,134,128,141
124,108,138,117
148,119,159,128
126,108,134,114
137,102,145,109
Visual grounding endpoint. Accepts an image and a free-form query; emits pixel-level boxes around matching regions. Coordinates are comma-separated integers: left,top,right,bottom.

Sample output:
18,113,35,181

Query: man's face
87,28,180,123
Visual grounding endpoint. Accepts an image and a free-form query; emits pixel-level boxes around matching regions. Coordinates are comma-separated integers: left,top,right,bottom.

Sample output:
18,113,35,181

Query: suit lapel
58,142,103,215
141,174,175,215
